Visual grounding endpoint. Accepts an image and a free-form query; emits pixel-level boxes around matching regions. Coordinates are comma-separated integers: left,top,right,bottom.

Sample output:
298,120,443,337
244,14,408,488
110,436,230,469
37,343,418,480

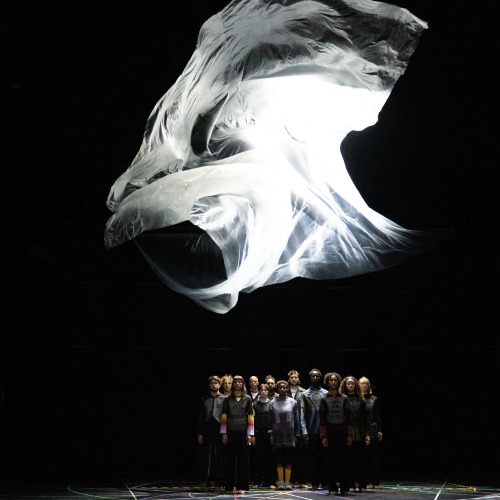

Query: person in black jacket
359,377,382,489
197,375,226,491
252,383,275,488
340,375,370,492
320,372,349,496
287,370,307,487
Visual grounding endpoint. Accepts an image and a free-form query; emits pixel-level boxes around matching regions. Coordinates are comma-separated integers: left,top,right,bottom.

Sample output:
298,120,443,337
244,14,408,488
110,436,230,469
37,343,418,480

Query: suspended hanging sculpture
105,0,437,313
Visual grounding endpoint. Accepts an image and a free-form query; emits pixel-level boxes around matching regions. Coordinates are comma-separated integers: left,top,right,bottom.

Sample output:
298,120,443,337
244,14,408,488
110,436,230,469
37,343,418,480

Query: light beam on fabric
105,0,439,314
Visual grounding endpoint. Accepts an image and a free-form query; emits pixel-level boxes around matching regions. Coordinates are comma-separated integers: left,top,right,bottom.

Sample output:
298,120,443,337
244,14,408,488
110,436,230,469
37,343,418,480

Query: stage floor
0,481,498,500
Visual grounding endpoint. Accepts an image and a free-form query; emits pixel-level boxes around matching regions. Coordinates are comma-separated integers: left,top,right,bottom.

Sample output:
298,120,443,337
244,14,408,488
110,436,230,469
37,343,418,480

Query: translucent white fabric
105,0,435,313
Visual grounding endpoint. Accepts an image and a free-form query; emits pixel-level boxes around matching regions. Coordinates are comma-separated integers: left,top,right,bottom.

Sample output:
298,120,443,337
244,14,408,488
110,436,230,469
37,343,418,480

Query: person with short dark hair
197,375,226,491
264,375,277,399
252,383,275,488
303,368,327,489
269,380,306,490
247,375,260,486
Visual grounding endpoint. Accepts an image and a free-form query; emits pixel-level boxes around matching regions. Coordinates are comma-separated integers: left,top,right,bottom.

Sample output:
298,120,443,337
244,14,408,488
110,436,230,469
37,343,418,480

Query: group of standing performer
196,369,382,496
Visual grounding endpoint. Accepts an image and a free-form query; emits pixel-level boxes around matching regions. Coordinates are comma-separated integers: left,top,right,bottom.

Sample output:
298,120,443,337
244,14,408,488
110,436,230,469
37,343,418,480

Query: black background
2,0,499,487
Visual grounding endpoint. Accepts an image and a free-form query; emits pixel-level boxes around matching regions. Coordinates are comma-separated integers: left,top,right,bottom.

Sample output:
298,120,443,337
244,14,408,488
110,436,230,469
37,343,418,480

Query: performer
197,375,226,491
287,370,307,487
340,375,370,492
252,383,275,488
303,368,327,489
359,376,382,489
220,375,254,494
269,380,307,490
320,372,349,496
221,374,233,397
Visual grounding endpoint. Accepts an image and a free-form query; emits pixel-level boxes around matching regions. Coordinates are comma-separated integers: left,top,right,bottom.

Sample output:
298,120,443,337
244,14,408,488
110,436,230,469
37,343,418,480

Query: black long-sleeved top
253,399,271,433
319,392,349,438
346,393,369,441
363,393,382,438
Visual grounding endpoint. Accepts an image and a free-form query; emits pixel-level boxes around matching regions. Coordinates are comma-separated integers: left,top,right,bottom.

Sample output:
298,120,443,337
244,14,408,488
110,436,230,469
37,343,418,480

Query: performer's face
249,377,259,390
276,383,288,396
210,379,221,392
345,379,356,393
310,372,321,384
288,373,299,387
359,379,369,394
328,376,339,390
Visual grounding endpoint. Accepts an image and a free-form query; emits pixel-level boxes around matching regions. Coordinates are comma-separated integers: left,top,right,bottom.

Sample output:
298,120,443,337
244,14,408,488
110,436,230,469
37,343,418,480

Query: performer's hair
231,375,247,396
340,375,363,398
323,372,342,386
275,380,289,390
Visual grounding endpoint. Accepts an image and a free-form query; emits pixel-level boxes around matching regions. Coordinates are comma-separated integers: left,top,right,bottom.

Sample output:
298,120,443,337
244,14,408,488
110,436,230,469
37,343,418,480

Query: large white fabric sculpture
105,0,437,313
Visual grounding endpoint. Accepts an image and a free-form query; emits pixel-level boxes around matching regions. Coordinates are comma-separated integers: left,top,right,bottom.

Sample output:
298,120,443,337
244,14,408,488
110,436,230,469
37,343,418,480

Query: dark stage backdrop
2,0,498,487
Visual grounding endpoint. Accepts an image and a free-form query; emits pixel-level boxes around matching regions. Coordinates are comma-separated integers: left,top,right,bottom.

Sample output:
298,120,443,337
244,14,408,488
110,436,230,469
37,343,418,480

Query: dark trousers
291,437,307,485
305,434,326,488
366,437,381,486
346,440,368,489
224,430,250,491
200,418,224,483
254,430,275,486
324,427,348,493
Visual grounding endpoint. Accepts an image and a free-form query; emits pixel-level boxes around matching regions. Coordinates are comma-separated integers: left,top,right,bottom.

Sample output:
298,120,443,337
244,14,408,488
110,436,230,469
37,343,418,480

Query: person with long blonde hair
359,377,382,489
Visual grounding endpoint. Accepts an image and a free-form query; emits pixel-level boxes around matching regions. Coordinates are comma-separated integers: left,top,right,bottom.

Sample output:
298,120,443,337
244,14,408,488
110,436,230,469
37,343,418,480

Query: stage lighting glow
105,0,436,313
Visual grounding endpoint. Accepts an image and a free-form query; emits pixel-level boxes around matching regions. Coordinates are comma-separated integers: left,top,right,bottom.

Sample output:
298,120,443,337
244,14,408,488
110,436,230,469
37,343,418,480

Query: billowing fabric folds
105,0,434,313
